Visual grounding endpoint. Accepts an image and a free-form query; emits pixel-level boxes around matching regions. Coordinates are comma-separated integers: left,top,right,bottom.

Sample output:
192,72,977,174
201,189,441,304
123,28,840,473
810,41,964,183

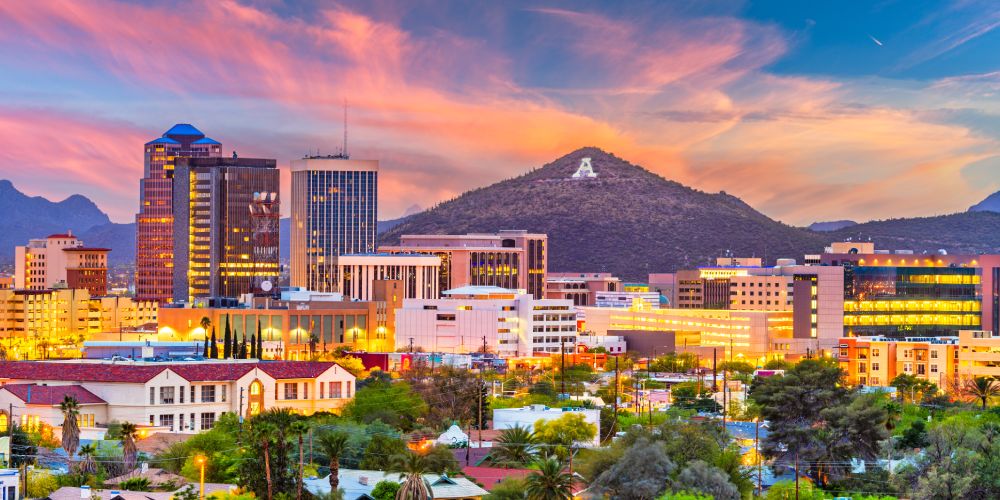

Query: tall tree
525,457,575,500
120,422,139,471
673,460,740,500
203,336,210,358
291,421,309,500
591,438,675,499
240,332,248,359
491,424,537,468
223,315,232,359
210,327,219,359
389,451,433,500
318,431,350,492
257,328,264,360
60,395,81,470
963,377,1000,410
78,443,97,475
250,333,257,359
232,327,241,359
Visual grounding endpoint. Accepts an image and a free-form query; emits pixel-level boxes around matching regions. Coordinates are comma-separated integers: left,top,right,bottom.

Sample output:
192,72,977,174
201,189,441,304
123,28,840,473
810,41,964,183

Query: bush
371,480,400,500
118,476,152,491
26,470,60,498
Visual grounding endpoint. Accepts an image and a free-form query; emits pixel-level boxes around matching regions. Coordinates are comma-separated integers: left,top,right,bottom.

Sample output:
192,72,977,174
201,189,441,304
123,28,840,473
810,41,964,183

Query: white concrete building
395,286,578,356
0,359,356,436
594,291,661,309
492,405,600,446
336,253,441,300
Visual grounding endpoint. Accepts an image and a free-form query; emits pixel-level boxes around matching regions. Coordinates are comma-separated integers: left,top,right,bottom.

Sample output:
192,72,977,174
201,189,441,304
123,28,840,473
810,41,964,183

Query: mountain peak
970,190,1000,213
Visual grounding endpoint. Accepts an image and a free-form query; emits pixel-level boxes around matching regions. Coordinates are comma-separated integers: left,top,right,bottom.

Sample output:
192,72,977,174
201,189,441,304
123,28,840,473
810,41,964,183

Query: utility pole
7,403,12,467
409,337,414,353
795,451,800,500
479,336,486,446
755,418,762,496
712,347,718,392
613,354,619,436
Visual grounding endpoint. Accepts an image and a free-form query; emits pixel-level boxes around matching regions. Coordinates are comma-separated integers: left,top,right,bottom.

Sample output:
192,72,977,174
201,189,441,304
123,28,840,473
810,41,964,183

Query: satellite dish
261,280,273,292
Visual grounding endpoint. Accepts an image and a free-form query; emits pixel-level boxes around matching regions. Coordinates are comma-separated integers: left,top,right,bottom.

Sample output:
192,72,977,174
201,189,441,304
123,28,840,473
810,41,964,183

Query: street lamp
194,454,207,499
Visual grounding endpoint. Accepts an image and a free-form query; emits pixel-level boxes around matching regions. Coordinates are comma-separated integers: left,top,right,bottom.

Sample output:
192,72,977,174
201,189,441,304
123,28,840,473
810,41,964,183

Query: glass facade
290,159,378,293
843,265,982,338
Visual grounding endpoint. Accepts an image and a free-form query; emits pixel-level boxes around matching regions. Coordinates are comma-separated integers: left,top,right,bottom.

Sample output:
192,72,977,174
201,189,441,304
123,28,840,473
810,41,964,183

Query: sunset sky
0,0,998,225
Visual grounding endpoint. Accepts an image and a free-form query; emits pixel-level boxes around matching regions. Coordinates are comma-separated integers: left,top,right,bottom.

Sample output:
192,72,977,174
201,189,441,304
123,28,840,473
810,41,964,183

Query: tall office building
290,156,378,292
172,156,280,302
135,124,222,302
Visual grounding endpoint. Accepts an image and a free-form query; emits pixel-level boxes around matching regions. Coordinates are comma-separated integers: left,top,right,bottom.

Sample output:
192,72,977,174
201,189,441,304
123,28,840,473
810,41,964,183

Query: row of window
151,412,216,431
150,385,227,405
278,381,352,400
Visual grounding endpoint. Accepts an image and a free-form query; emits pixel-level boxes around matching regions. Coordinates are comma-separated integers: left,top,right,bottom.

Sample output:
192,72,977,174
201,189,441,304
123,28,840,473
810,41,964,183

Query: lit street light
194,454,207,499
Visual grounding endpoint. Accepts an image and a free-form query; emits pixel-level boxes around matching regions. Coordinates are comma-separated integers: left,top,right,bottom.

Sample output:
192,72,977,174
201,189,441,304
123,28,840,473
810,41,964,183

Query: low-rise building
837,336,958,388
545,272,621,306
957,330,1000,379
394,286,578,356
336,253,440,300
0,359,356,435
594,291,661,309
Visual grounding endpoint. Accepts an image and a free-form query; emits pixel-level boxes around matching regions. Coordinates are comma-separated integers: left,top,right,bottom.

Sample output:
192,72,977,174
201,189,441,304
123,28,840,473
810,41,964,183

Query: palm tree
60,395,81,469
291,421,309,500
963,376,1000,409
78,443,97,475
255,421,278,500
318,431,350,492
490,424,537,467
120,422,139,471
389,451,433,500
524,457,574,500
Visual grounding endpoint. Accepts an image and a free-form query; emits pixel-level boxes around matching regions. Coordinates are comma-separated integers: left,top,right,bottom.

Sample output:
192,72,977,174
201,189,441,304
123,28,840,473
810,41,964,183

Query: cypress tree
249,333,257,359
256,328,264,360
203,336,209,358
231,327,240,359
210,327,219,359
239,333,248,359
223,315,232,359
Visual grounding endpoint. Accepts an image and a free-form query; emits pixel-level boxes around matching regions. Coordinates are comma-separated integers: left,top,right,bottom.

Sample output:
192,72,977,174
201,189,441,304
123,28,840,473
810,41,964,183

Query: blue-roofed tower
135,124,223,303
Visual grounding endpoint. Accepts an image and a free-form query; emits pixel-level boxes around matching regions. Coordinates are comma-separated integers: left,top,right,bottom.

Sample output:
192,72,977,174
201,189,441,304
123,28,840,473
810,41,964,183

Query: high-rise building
136,124,223,302
14,231,109,296
172,156,280,302
290,156,378,293
335,254,440,301
381,230,548,299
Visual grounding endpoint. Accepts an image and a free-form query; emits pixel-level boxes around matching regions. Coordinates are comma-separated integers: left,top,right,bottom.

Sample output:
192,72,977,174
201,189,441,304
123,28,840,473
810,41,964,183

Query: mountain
808,220,857,232
381,148,832,280
0,180,113,264
828,212,1000,255
970,191,1000,213
80,222,136,263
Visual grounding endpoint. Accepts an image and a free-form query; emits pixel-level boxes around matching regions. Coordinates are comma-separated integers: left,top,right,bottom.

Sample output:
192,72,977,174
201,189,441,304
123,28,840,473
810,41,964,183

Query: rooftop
0,360,350,384
1,383,106,405
145,137,181,145
191,137,221,145
442,285,518,296
163,123,205,137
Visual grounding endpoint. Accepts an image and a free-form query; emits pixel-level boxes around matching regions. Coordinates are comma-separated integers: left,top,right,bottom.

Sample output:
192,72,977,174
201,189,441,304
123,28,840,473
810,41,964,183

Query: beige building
336,254,440,300
0,289,157,359
545,272,621,306
838,336,957,388
0,359,355,436
381,230,548,299
14,232,109,296
957,330,1000,379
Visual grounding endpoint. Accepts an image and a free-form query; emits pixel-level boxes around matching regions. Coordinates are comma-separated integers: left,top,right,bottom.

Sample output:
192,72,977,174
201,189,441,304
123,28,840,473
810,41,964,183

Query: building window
320,382,325,399
931,351,938,359
931,364,938,373
159,414,175,431
346,381,352,398
872,349,880,356
303,383,309,400
872,363,880,371
160,387,175,405
222,386,227,402
179,386,185,404
284,383,298,400
201,385,216,403
201,412,215,430
917,365,926,375
331,382,342,398
190,386,196,403
150,387,155,405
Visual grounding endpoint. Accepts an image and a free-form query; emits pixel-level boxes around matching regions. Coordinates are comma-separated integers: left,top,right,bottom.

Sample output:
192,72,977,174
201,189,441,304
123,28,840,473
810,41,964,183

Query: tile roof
163,123,204,137
46,233,75,239
0,361,349,384
145,137,181,145
461,466,533,491
1,383,106,405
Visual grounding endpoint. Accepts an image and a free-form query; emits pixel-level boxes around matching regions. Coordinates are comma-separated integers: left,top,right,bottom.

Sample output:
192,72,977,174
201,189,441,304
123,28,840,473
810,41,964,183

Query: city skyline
1,1,999,226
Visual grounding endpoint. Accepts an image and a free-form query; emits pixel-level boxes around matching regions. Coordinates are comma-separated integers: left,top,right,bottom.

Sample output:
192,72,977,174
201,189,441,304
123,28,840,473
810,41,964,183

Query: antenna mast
342,98,348,158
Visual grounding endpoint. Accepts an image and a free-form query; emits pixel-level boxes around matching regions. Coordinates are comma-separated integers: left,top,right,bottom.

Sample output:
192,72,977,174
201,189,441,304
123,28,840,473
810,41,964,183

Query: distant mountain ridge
808,220,857,232
970,190,1000,213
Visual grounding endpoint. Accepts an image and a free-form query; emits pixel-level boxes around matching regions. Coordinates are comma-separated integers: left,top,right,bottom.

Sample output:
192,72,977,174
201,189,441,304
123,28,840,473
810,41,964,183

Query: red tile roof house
0,359,356,440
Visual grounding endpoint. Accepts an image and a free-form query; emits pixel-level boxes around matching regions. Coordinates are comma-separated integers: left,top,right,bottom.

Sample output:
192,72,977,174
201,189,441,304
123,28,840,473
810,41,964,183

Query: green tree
891,374,938,403
370,480,400,500
763,359,791,371
223,315,232,359
899,419,930,449
120,421,139,472
359,434,408,471
77,443,97,475
651,352,699,373
672,460,739,500
347,379,427,431
591,438,675,499
60,395,81,469
257,325,264,359
524,457,574,500
486,477,528,499
239,332,248,359
318,431,350,492
389,451,433,500
407,366,487,429
533,413,597,457
250,333,257,359
963,377,1000,410
240,409,298,500
671,382,721,413
491,424,537,468
210,326,219,358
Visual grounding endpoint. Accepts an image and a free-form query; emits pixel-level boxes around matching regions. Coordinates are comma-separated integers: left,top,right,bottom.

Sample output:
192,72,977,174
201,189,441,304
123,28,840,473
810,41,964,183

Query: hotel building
394,286,577,356
290,157,378,293
14,232,109,295
0,289,158,359
381,230,547,299
0,360,356,435
136,124,223,303
545,272,621,306
837,336,958,388
821,250,1000,338
171,156,280,303
157,282,402,358
336,254,440,301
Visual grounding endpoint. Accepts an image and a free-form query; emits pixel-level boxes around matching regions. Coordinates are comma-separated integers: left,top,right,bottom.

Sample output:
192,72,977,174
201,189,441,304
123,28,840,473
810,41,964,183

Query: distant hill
0,180,113,264
970,191,1000,213
80,222,135,264
828,212,1000,255
381,148,832,280
808,220,857,232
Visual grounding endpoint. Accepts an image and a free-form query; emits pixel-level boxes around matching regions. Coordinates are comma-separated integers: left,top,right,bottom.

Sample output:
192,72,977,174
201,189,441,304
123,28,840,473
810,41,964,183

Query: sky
0,0,998,225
